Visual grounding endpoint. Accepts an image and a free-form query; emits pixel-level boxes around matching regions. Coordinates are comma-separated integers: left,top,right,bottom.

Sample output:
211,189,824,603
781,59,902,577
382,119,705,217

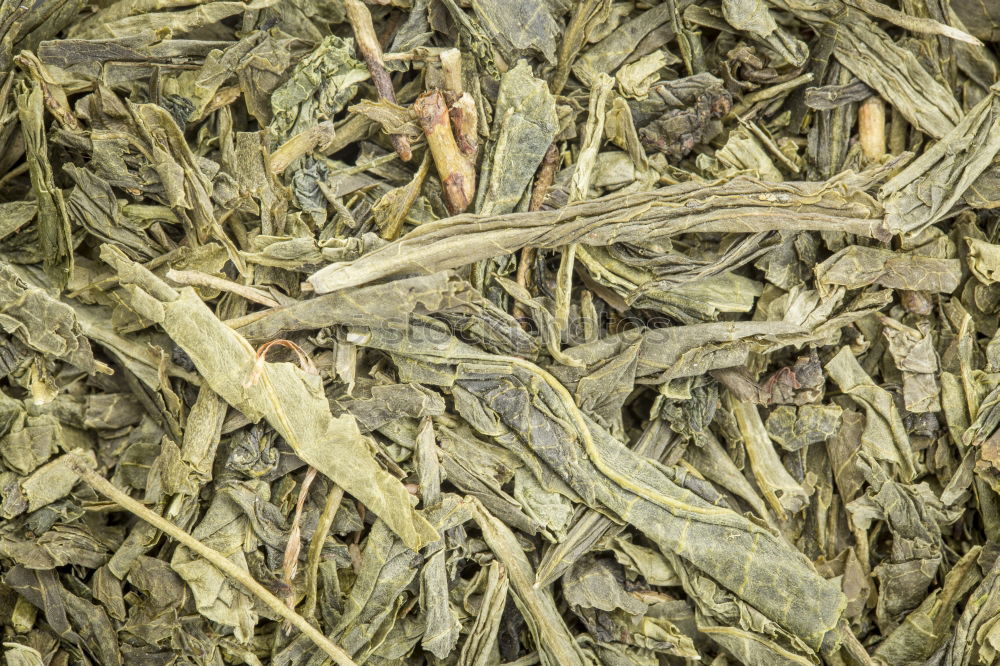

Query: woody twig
414,89,476,215
344,0,412,162
858,95,886,162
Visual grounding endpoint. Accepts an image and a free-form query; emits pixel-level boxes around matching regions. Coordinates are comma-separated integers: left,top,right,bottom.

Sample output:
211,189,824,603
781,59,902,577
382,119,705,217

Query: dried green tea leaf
776,2,963,139
880,85,1000,235
15,79,72,288
966,237,1000,285
471,499,594,666
477,60,559,216
881,317,941,413
349,318,846,648
873,545,982,665
308,175,887,293
572,1,675,87
728,394,808,518
0,202,37,244
0,262,93,372
815,245,961,294
721,0,808,67
765,403,843,451
470,0,559,64
101,244,437,551
847,453,960,630
825,346,917,481
270,35,369,141
458,560,509,666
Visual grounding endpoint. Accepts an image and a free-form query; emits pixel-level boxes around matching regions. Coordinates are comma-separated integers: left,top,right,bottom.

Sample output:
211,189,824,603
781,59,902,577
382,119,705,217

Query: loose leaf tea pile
2,1,1000,665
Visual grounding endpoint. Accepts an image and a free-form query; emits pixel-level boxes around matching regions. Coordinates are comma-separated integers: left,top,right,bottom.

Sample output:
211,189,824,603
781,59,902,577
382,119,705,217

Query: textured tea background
0,0,999,665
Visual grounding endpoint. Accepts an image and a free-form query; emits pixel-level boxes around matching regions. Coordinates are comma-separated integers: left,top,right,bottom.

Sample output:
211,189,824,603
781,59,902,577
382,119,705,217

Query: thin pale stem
165,269,281,308
70,457,357,666
302,484,345,621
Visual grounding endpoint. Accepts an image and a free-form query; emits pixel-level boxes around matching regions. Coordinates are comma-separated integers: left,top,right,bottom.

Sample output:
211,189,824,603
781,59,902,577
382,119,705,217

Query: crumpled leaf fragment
171,480,259,642
470,0,559,64
881,317,941,413
664,550,822,665
572,2,675,86
5,566,123,666
847,453,960,631
966,237,1000,285
825,346,917,481
633,74,733,160
874,545,982,665
269,35,369,141
943,549,1000,666
15,79,73,288
765,403,842,451
615,51,668,100
880,85,1000,235
773,1,963,139
815,245,960,295
721,0,808,67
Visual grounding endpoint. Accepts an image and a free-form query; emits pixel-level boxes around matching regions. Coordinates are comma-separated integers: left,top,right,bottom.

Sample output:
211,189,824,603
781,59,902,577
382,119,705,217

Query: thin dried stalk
302,483,345,621
438,48,477,159
69,456,358,666
165,269,281,308
528,143,560,212
447,92,478,161
282,466,319,612
344,0,412,161
269,123,337,175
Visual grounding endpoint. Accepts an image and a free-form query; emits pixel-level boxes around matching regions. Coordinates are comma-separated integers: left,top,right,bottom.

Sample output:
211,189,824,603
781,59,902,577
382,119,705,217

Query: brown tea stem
858,96,886,162
69,457,358,666
513,144,560,324
440,48,463,94
414,90,476,215
344,0,412,162
528,143,560,213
